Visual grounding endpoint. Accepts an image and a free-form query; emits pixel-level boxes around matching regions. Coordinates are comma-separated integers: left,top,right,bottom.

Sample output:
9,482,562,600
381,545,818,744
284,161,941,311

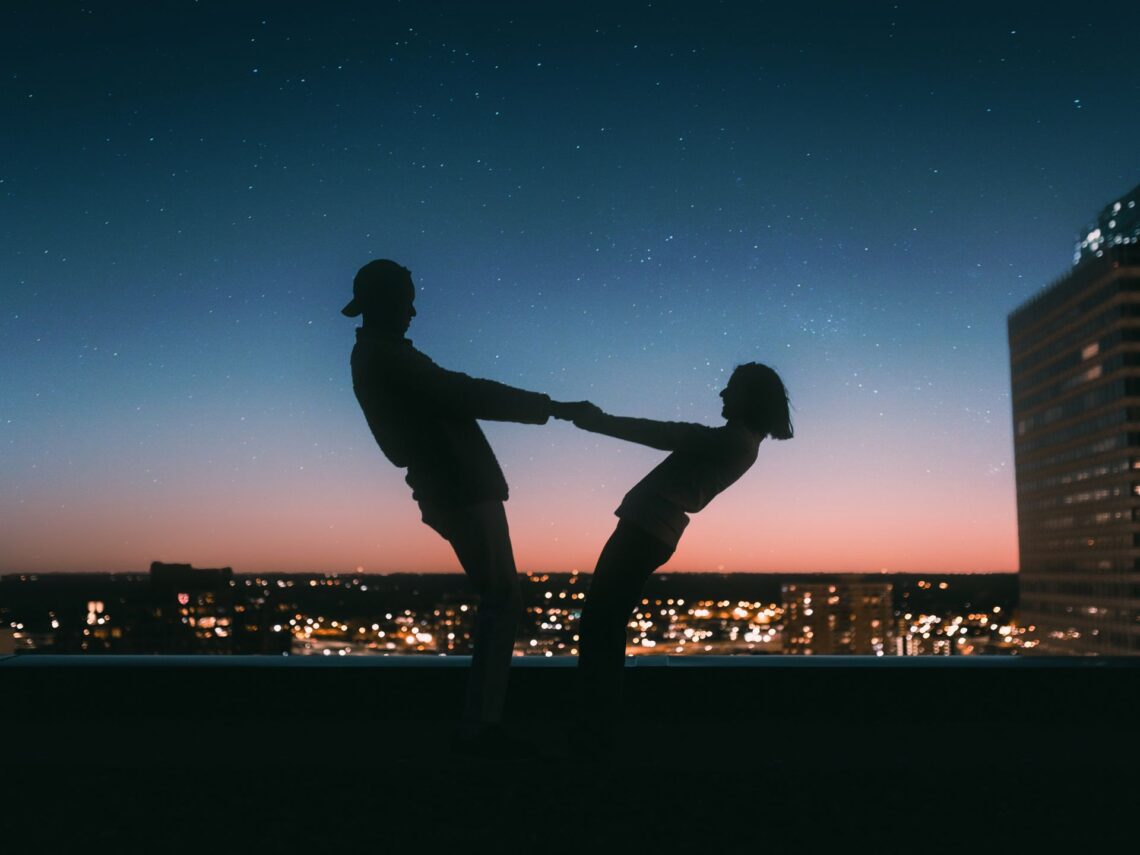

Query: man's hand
551,400,603,422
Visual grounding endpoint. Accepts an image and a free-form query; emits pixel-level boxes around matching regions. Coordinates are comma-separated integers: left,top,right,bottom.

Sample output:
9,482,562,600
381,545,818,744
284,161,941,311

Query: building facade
1009,198,1140,653
781,581,893,655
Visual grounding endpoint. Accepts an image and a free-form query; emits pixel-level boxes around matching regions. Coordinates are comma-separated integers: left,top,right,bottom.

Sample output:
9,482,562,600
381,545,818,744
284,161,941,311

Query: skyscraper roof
1075,182,1140,264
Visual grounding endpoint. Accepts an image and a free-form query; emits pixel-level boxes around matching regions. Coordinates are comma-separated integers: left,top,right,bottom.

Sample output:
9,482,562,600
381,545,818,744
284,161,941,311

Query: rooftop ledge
5,653,1135,844
6,654,1135,744
2,652,1137,668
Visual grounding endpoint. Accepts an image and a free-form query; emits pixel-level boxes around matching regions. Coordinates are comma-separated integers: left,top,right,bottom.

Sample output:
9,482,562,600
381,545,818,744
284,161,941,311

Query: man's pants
424,501,524,725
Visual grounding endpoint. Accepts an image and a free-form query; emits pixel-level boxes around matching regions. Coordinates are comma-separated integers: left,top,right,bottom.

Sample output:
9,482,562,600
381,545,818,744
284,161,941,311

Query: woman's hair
731,362,793,440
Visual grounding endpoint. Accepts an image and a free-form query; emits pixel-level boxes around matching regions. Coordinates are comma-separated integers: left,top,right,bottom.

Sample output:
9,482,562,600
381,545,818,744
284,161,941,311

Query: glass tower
1009,192,1140,654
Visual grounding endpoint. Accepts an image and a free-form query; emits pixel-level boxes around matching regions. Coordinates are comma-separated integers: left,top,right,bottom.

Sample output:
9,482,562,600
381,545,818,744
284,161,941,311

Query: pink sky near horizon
0,418,1020,575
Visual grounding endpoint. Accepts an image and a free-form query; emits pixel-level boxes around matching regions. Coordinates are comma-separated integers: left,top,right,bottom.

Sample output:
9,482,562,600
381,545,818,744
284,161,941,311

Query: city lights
0,566,1029,658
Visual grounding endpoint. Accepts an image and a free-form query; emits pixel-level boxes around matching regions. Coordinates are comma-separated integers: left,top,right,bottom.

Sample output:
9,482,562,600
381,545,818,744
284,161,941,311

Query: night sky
4,1,1140,574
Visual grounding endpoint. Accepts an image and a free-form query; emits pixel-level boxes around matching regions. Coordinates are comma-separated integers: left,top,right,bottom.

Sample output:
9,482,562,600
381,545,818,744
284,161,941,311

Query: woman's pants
577,520,675,726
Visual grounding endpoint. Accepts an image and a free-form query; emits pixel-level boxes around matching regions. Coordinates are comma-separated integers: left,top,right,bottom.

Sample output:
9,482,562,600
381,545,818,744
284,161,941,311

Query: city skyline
1,563,1023,657
5,3,1140,574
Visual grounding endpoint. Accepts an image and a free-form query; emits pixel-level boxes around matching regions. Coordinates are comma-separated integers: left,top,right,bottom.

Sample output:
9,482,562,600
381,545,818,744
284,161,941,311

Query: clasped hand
551,400,604,423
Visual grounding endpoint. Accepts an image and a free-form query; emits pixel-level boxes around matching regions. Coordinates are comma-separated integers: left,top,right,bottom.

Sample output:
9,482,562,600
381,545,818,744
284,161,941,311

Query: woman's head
720,363,793,439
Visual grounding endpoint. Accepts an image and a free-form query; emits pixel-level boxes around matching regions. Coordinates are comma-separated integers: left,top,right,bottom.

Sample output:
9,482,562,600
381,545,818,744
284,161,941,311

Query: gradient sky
4,1,1140,574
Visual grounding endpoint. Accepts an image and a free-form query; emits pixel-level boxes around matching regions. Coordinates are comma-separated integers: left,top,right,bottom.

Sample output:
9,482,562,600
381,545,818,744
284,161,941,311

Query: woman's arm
572,408,719,452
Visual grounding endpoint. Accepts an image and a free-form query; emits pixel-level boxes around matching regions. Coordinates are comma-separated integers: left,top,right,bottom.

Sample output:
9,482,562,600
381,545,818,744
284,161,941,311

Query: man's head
342,259,416,333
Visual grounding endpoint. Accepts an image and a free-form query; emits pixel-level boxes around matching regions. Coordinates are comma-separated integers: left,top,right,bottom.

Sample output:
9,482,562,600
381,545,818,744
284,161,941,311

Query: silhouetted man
343,259,583,755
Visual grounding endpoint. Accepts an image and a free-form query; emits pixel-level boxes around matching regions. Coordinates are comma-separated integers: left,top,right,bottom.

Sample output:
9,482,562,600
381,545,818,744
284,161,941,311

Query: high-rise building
781,581,893,655
1009,186,1140,655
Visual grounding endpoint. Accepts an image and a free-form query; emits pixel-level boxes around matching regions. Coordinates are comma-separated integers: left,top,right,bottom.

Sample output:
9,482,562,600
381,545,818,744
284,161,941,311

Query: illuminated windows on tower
1075,183,1140,264
1009,185,1140,654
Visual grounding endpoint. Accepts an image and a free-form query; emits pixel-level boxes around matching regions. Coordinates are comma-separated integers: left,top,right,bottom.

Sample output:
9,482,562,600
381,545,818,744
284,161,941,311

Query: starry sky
4,1,1140,574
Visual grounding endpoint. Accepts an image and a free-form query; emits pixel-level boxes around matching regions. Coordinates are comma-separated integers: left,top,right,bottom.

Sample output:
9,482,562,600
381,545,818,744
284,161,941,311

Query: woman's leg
577,521,674,731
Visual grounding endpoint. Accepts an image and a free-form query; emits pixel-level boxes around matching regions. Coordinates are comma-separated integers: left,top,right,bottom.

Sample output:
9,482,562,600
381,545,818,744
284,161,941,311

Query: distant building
1009,189,1140,654
781,581,892,655
149,561,235,653
0,627,19,655
0,573,151,653
894,619,952,655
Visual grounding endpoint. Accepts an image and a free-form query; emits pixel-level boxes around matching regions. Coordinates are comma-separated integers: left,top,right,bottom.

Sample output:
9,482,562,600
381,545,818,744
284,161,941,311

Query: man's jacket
350,327,552,508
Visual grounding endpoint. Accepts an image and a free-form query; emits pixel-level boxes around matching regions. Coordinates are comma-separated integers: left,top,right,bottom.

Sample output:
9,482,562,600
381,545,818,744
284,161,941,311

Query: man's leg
437,501,524,727
577,521,674,731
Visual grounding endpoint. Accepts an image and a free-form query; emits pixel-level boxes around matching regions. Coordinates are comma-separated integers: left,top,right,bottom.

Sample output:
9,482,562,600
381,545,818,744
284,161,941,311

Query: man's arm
390,346,553,424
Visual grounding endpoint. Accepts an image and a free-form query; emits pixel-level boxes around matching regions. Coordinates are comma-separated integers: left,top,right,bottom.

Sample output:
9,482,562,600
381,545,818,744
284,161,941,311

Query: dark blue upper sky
3,1,1139,573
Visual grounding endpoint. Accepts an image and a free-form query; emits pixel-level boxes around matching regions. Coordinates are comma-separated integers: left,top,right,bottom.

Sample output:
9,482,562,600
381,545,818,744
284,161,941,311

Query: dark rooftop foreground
4,655,1137,847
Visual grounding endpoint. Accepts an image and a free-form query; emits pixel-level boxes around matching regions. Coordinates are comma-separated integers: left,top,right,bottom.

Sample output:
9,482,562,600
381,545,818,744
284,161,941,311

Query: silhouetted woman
571,362,793,749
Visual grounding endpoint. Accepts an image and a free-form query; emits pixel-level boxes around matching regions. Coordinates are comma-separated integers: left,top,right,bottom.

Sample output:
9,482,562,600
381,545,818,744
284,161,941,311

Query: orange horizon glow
0,429,1019,576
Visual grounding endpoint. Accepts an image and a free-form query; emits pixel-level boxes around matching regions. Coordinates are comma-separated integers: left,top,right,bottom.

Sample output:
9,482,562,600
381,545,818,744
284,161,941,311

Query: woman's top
578,412,762,548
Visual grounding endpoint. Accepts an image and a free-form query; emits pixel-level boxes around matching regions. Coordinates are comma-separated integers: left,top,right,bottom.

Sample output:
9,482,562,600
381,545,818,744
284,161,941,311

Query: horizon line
2,568,1020,578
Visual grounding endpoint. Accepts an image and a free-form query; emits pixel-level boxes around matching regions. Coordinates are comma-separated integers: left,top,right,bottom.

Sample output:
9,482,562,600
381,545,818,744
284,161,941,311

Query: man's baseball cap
341,259,413,317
